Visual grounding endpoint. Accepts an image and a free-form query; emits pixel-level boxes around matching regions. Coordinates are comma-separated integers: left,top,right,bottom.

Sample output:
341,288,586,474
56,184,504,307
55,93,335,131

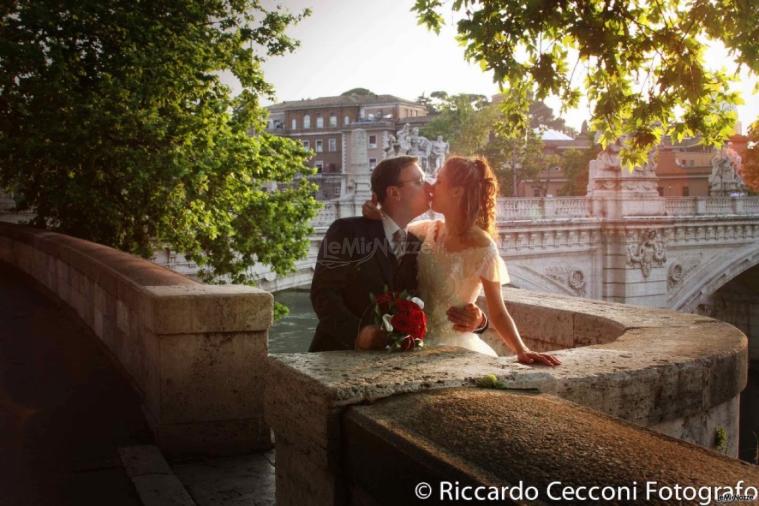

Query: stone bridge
251,197,759,306
253,195,758,318
1,220,755,504
242,192,759,363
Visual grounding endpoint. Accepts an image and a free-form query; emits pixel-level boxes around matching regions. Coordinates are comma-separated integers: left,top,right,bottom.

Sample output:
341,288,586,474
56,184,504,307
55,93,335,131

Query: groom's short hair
371,156,418,203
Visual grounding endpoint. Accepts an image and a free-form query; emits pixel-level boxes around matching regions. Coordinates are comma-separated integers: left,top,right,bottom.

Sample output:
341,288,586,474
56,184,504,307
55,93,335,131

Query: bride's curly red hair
444,156,498,238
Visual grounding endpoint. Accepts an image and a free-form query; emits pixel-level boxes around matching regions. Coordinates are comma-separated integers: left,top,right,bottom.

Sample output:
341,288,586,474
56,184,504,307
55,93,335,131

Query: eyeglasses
395,176,434,187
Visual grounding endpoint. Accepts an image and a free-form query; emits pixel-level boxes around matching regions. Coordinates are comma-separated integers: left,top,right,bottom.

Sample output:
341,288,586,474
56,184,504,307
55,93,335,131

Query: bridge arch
671,242,759,314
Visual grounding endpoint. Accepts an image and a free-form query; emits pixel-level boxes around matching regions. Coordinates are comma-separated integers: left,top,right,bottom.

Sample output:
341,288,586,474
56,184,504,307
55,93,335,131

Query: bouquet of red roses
370,288,427,351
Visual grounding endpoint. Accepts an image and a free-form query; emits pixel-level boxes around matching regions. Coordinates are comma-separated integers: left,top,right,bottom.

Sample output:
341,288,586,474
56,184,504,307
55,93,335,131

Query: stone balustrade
497,196,591,220
665,196,759,216
265,289,749,505
313,196,759,230
0,222,273,456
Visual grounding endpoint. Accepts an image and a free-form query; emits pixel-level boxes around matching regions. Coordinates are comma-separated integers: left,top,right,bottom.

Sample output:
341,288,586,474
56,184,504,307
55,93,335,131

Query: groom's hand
447,304,485,332
355,325,388,351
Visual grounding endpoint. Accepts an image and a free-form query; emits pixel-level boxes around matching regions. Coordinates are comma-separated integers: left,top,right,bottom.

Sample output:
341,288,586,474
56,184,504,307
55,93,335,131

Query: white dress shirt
381,214,406,258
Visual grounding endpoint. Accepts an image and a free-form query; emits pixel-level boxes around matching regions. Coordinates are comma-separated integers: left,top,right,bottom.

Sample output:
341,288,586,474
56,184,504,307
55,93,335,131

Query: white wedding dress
408,220,510,357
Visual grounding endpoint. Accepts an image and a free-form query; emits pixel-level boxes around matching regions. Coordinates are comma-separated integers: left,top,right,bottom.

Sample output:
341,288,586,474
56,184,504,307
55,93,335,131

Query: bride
369,156,560,366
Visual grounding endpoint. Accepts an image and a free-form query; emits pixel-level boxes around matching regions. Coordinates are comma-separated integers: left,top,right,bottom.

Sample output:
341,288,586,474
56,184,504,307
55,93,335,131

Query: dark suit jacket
309,217,421,352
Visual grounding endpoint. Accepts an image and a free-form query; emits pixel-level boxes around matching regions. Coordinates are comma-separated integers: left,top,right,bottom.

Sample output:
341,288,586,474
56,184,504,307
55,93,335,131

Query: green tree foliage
557,146,602,196
421,92,492,154
420,92,571,196
413,0,757,167
485,126,558,197
0,0,321,286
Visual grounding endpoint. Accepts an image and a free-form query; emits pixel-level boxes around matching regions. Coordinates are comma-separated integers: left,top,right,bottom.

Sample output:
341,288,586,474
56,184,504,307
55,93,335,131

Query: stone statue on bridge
587,140,659,195
586,137,664,218
429,135,449,173
385,123,447,175
709,146,747,197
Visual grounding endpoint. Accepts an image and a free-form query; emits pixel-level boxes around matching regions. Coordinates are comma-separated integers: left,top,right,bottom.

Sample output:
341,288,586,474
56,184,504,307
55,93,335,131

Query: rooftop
268,94,423,111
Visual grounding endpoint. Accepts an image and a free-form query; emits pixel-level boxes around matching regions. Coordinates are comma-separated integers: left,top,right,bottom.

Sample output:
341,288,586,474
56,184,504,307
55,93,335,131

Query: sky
233,0,759,134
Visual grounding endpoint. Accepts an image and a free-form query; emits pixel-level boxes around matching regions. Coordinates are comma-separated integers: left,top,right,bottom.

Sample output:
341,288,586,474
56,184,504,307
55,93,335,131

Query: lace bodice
409,220,509,350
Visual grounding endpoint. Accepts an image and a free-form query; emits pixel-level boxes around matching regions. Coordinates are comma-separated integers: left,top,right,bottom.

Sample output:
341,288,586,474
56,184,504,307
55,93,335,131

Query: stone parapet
345,388,759,505
0,222,273,456
265,289,748,505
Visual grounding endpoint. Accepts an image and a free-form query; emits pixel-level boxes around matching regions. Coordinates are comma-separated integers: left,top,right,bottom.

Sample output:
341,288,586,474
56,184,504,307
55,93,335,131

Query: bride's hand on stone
517,349,561,367
362,193,382,220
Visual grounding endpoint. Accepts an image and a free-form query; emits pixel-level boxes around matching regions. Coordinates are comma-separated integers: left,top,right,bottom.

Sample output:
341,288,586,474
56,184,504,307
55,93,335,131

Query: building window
291,118,297,129
302,140,310,149
369,158,377,169
316,114,324,128
303,114,311,129
328,138,337,152
657,186,664,196
314,160,323,172
329,114,337,127
368,135,377,148
533,188,542,197
682,186,690,197
315,139,323,152
688,159,694,166
344,115,350,126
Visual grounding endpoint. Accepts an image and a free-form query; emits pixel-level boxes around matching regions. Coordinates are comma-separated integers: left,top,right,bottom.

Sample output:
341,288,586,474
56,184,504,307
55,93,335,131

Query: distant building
517,130,593,197
519,133,750,198
655,134,749,197
266,93,428,177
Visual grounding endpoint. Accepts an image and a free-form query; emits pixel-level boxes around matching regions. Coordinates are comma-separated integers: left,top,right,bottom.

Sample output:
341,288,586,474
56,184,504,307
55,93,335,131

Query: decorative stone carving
386,123,447,174
429,136,449,171
545,265,587,296
666,253,703,293
627,229,667,278
384,133,400,158
588,142,659,194
568,270,587,296
667,263,684,291
709,147,747,197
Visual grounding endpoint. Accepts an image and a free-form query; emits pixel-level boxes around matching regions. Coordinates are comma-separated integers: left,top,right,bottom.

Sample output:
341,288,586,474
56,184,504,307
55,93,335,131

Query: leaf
414,0,756,164
0,0,319,291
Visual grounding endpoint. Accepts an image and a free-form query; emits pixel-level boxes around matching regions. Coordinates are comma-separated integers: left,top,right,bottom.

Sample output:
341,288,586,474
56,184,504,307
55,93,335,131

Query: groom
309,156,487,352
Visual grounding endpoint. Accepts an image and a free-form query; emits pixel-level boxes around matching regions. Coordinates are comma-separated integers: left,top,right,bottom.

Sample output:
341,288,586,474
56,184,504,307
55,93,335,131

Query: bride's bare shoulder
469,227,494,248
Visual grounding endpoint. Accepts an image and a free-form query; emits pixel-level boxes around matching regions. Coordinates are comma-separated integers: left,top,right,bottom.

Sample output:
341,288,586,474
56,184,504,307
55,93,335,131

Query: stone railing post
733,197,744,215
696,197,707,215
542,198,552,218
140,285,274,456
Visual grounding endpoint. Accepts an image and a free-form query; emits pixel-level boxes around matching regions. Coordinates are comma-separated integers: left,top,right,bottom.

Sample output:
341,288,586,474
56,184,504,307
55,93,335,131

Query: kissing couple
308,155,560,366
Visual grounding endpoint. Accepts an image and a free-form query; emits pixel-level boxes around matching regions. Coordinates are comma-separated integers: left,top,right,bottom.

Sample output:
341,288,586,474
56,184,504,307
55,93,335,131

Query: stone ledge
0,222,273,456
344,388,759,504
143,285,273,334
266,289,746,451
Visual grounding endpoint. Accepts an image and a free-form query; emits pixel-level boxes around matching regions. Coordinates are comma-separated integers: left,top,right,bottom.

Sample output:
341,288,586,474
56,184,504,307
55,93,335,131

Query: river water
269,289,317,353
270,289,758,463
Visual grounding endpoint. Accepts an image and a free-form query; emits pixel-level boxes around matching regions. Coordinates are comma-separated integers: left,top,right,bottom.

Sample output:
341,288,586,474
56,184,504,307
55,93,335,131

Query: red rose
374,292,395,312
391,300,427,339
